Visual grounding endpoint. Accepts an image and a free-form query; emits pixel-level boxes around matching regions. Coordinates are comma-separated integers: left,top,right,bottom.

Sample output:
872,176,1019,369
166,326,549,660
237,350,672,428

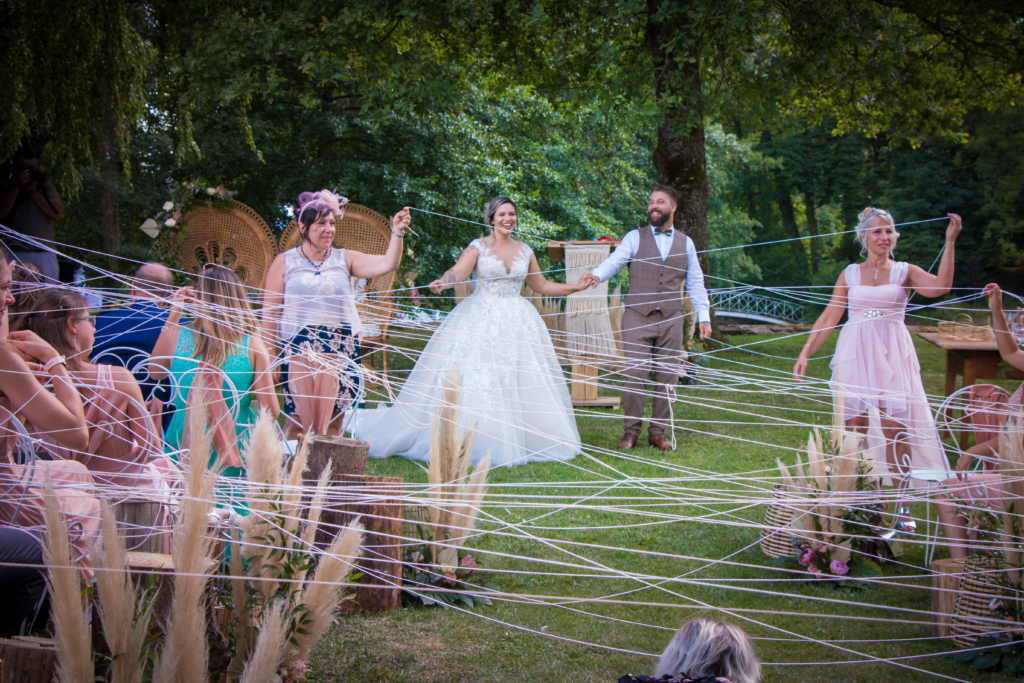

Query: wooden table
916,331,1024,395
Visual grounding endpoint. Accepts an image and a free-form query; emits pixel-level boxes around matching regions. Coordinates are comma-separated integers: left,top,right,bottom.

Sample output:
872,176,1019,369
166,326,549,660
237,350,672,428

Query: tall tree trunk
776,179,802,261
98,96,119,272
804,189,820,273
647,0,719,336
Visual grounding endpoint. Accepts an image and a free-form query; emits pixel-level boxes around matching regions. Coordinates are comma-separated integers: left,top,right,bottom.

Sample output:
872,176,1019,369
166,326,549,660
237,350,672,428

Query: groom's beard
648,209,671,229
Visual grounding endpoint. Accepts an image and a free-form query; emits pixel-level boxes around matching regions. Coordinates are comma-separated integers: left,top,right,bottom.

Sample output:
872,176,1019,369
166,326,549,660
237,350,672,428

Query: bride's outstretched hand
577,273,599,290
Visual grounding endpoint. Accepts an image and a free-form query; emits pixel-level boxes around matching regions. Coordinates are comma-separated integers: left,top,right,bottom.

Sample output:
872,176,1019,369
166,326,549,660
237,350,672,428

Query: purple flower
409,288,421,299
829,560,849,576
797,548,815,568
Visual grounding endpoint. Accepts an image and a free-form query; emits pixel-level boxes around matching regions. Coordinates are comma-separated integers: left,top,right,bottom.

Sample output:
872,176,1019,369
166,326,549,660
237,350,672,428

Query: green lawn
309,330,1013,683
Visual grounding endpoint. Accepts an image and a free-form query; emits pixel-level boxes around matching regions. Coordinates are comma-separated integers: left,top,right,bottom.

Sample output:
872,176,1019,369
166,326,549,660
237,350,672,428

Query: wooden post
570,356,599,401
931,557,965,638
569,356,620,409
331,474,404,614
112,499,165,553
0,637,57,683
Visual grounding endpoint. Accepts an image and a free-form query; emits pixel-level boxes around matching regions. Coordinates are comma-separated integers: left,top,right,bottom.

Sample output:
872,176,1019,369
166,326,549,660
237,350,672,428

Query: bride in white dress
352,196,597,466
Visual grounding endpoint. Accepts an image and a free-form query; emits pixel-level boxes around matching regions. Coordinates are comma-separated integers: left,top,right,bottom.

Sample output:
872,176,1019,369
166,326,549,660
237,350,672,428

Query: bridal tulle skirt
350,293,581,467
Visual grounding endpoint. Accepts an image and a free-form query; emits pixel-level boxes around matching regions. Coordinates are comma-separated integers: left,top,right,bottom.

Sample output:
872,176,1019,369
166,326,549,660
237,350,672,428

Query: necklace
299,244,330,276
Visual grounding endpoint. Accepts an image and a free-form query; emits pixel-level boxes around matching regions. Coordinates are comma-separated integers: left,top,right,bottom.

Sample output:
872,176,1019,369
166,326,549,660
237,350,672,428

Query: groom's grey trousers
620,307,683,438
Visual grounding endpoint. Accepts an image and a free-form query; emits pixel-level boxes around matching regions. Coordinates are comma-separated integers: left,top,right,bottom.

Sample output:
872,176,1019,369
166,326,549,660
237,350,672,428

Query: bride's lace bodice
469,238,532,298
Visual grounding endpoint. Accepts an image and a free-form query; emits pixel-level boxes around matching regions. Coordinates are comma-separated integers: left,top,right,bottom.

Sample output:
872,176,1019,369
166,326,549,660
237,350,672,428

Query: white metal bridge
710,289,807,324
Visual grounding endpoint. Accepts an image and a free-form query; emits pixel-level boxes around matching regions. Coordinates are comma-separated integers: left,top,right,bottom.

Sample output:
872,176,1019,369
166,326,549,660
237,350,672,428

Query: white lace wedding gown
351,238,581,467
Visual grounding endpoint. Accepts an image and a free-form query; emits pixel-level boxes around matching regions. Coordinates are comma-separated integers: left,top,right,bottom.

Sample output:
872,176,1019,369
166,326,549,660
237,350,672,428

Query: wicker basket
178,199,277,291
967,324,994,342
760,484,800,558
950,555,1005,648
938,313,974,341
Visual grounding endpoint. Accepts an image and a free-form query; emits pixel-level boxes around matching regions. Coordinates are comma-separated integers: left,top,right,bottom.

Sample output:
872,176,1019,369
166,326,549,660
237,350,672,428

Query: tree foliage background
2,0,1022,303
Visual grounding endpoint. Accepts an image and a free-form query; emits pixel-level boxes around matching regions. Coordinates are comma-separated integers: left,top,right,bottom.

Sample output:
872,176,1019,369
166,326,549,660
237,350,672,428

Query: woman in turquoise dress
149,265,278,512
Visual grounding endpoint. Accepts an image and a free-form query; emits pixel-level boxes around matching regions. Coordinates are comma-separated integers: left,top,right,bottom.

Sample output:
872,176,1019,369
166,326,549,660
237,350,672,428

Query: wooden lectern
548,240,621,409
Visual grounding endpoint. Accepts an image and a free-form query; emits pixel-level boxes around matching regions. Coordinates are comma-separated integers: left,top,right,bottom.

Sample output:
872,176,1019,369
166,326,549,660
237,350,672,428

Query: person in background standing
0,147,64,282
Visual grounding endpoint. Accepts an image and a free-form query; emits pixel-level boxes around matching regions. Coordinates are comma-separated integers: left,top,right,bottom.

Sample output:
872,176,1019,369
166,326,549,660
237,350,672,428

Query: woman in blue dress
149,265,278,511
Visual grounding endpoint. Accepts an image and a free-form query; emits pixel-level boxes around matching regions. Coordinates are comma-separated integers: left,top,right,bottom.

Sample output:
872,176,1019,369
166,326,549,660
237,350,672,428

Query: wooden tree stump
112,499,165,553
0,636,56,683
301,435,369,481
331,474,404,614
931,557,965,637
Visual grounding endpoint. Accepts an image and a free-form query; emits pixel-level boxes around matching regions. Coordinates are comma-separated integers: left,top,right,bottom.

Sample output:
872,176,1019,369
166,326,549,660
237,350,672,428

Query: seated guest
5,262,48,334
92,262,175,363
0,251,88,453
27,289,169,489
937,282,1024,559
0,527,47,637
149,265,278,509
93,263,177,417
0,249,98,573
655,618,761,683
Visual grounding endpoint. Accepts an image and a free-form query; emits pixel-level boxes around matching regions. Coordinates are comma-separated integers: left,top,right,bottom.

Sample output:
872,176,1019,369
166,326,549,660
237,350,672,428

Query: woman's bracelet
391,228,405,238
42,355,67,373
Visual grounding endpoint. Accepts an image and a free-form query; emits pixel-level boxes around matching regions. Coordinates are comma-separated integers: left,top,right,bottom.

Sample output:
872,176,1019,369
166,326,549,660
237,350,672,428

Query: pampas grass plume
41,476,94,683
239,601,290,683
94,502,151,683
153,396,215,683
292,520,363,662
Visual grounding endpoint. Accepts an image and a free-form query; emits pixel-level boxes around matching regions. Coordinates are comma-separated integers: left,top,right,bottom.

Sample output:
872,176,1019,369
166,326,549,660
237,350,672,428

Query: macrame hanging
563,243,620,361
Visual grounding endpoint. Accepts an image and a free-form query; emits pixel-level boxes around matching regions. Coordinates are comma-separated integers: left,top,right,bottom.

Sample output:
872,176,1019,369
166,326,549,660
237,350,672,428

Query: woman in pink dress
793,208,962,528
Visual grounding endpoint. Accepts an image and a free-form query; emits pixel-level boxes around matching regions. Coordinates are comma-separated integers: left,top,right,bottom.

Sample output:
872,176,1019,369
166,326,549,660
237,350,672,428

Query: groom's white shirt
591,225,711,323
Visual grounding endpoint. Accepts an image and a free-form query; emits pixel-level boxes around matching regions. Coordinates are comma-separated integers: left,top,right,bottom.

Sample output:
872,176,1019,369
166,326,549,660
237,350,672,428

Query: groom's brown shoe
648,434,675,452
617,433,638,450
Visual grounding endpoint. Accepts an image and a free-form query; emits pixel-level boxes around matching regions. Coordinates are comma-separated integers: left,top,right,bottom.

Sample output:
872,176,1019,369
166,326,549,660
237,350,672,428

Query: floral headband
297,189,349,221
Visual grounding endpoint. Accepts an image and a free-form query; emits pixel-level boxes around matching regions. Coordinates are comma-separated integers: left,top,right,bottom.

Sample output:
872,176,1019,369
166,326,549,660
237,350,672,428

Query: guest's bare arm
793,272,849,381
984,283,1024,373
261,254,286,352
0,341,88,451
347,208,411,279
249,336,281,418
907,213,962,297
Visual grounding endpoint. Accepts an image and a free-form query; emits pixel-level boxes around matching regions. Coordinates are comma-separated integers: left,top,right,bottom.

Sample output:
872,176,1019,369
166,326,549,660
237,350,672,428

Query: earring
73,333,79,352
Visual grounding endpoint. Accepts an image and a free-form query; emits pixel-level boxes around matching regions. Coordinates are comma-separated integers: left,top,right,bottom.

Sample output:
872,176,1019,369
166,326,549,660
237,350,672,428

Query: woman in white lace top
353,196,593,466
262,190,410,437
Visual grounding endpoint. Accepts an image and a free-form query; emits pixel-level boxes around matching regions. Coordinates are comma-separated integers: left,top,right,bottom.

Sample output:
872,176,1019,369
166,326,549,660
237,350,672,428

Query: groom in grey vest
586,185,712,451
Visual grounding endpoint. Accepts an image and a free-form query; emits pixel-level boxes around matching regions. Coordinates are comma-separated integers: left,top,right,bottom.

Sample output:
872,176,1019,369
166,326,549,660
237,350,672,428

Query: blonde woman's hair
655,617,760,683
854,206,899,257
189,265,257,368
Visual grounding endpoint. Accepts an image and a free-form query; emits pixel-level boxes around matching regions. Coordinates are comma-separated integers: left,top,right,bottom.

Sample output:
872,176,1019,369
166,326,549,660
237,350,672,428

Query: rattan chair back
178,199,277,291
278,203,397,331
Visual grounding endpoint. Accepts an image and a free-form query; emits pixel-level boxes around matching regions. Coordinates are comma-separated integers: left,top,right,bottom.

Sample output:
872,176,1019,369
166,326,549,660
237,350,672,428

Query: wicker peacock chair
178,199,278,292
278,203,397,376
